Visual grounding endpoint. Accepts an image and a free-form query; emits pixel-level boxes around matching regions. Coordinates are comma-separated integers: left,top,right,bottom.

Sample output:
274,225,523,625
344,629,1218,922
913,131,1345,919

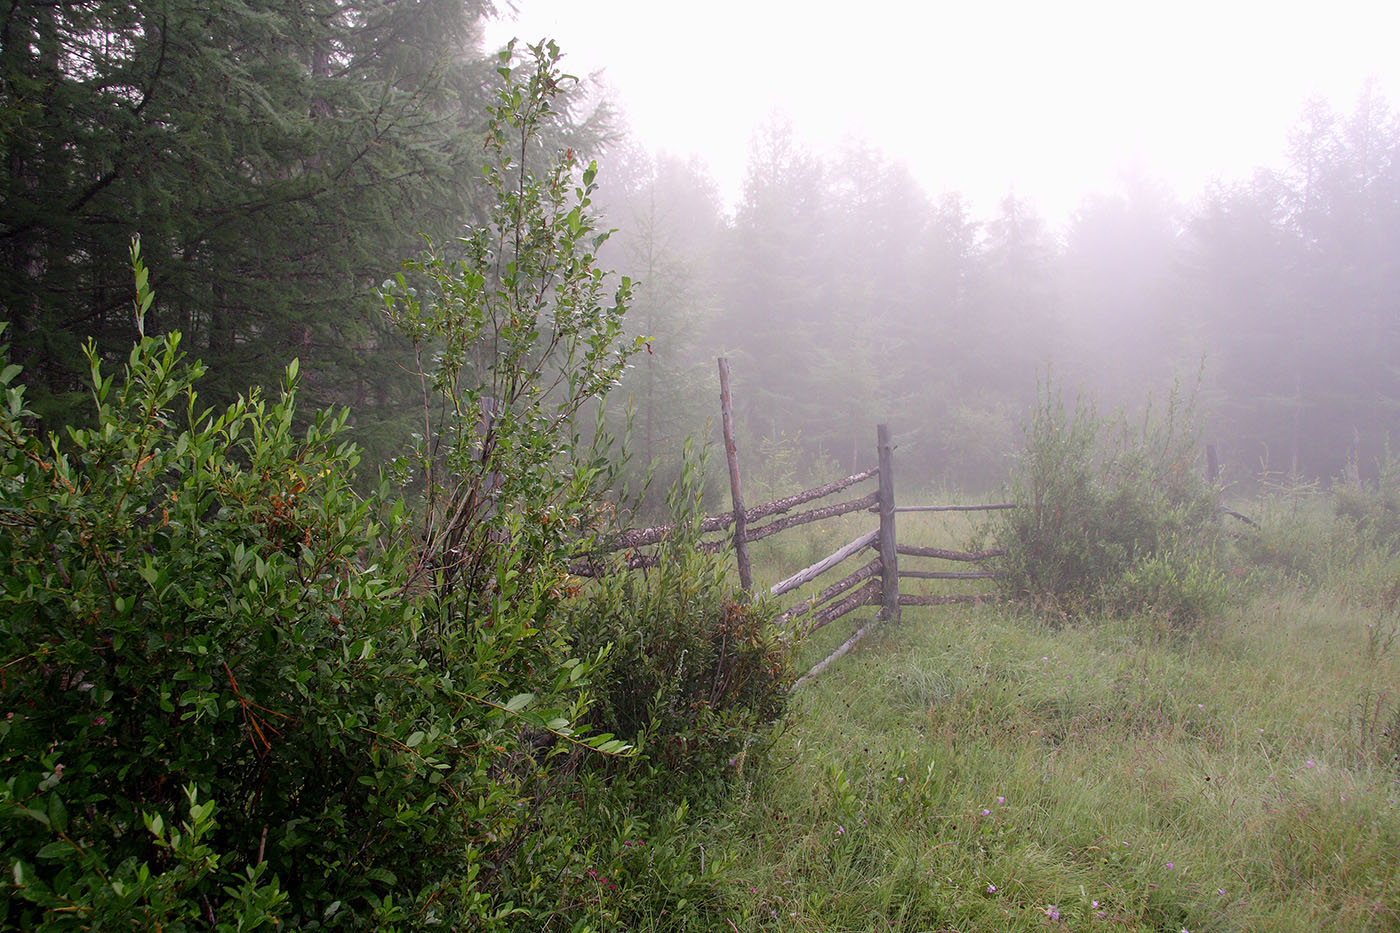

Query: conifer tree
1,0,499,430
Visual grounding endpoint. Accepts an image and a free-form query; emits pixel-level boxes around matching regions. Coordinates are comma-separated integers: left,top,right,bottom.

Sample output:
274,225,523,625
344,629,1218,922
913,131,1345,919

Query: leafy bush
0,44,646,930
568,458,793,799
1225,479,1327,585
379,39,642,626
993,380,1222,624
1103,537,1231,631
1226,479,1394,596
1334,446,1400,551
2,304,654,926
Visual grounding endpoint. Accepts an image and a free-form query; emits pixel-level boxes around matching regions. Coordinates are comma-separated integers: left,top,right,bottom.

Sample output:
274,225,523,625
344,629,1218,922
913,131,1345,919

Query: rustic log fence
571,359,1012,684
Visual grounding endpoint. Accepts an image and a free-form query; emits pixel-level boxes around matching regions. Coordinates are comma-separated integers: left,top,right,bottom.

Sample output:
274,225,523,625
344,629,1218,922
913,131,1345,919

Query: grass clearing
709,563,1400,931
673,472,1400,931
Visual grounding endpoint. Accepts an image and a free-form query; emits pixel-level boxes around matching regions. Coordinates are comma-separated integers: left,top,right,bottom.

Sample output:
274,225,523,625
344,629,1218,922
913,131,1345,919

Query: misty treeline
597,91,1400,499
5,0,1399,498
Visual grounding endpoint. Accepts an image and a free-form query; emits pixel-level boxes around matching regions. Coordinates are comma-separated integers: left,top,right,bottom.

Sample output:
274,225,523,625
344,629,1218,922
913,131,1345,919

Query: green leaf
35,840,72,860
405,731,425,749
14,806,49,827
505,693,534,712
365,867,398,885
47,793,67,833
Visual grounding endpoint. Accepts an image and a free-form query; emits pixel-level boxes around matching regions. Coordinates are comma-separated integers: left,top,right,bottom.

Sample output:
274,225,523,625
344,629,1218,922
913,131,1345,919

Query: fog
487,0,1400,224
484,3,1400,494
8,0,1400,499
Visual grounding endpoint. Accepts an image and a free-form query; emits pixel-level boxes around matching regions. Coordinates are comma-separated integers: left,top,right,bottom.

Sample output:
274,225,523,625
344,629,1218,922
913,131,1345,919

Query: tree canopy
2,0,498,426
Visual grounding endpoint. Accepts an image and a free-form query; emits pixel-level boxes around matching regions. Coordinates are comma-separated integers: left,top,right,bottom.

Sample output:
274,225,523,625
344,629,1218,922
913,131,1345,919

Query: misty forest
4,2,1400,930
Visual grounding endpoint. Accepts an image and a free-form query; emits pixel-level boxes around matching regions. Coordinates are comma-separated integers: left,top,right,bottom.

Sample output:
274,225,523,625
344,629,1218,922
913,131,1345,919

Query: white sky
485,0,1400,225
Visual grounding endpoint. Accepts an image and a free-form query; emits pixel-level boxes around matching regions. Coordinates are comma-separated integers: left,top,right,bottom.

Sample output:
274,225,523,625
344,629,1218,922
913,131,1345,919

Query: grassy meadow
699,492,1400,932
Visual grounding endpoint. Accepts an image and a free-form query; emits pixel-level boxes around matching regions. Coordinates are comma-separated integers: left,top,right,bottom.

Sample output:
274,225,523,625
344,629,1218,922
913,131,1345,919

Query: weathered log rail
575,444,1006,685
596,468,878,552
572,359,1011,687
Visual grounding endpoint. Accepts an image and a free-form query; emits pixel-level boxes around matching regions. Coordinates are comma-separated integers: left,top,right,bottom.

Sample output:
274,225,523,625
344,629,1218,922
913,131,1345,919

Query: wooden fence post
717,358,753,592
877,423,899,621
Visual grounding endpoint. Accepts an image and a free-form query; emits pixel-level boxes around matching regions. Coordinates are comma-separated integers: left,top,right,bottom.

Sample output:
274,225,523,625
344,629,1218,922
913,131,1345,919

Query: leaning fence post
877,423,899,621
717,358,753,592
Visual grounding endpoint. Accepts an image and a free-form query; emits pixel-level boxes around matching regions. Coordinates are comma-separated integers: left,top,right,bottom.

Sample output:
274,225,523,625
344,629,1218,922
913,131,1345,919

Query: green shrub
1334,446,1400,551
1225,479,1395,596
1225,480,1326,585
1,312,651,927
568,457,793,799
0,44,643,929
993,380,1222,624
379,40,641,628
1103,537,1231,630
1,40,791,930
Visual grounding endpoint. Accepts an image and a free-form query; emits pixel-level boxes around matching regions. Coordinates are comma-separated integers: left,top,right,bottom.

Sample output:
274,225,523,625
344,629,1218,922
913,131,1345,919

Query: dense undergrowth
0,44,790,931
989,381,1227,629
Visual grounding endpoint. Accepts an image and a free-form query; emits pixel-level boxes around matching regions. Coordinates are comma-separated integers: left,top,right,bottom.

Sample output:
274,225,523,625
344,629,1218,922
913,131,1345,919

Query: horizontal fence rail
896,545,1007,562
569,360,1016,688
770,530,879,598
893,503,1016,513
584,468,879,554
899,569,1001,580
745,492,879,543
899,593,994,606
572,432,1010,649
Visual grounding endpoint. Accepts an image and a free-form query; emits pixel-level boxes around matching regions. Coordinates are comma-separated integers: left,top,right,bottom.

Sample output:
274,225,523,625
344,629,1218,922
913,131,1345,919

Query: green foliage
491,779,741,930
1,0,501,430
0,35,816,931
1334,446,1400,550
1223,478,1328,585
0,313,633,927
568,453,793,798
381,39,641,624
993,380,1221,624
1103,537,1231,632
0,46,648,929
1225,475,1400,600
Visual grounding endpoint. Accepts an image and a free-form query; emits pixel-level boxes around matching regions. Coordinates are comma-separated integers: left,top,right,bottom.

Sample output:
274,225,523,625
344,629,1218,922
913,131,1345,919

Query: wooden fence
573,361,1011,682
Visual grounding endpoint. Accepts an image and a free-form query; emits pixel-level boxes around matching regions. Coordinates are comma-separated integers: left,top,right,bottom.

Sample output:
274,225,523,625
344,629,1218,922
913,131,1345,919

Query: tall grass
686,487,1400,932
